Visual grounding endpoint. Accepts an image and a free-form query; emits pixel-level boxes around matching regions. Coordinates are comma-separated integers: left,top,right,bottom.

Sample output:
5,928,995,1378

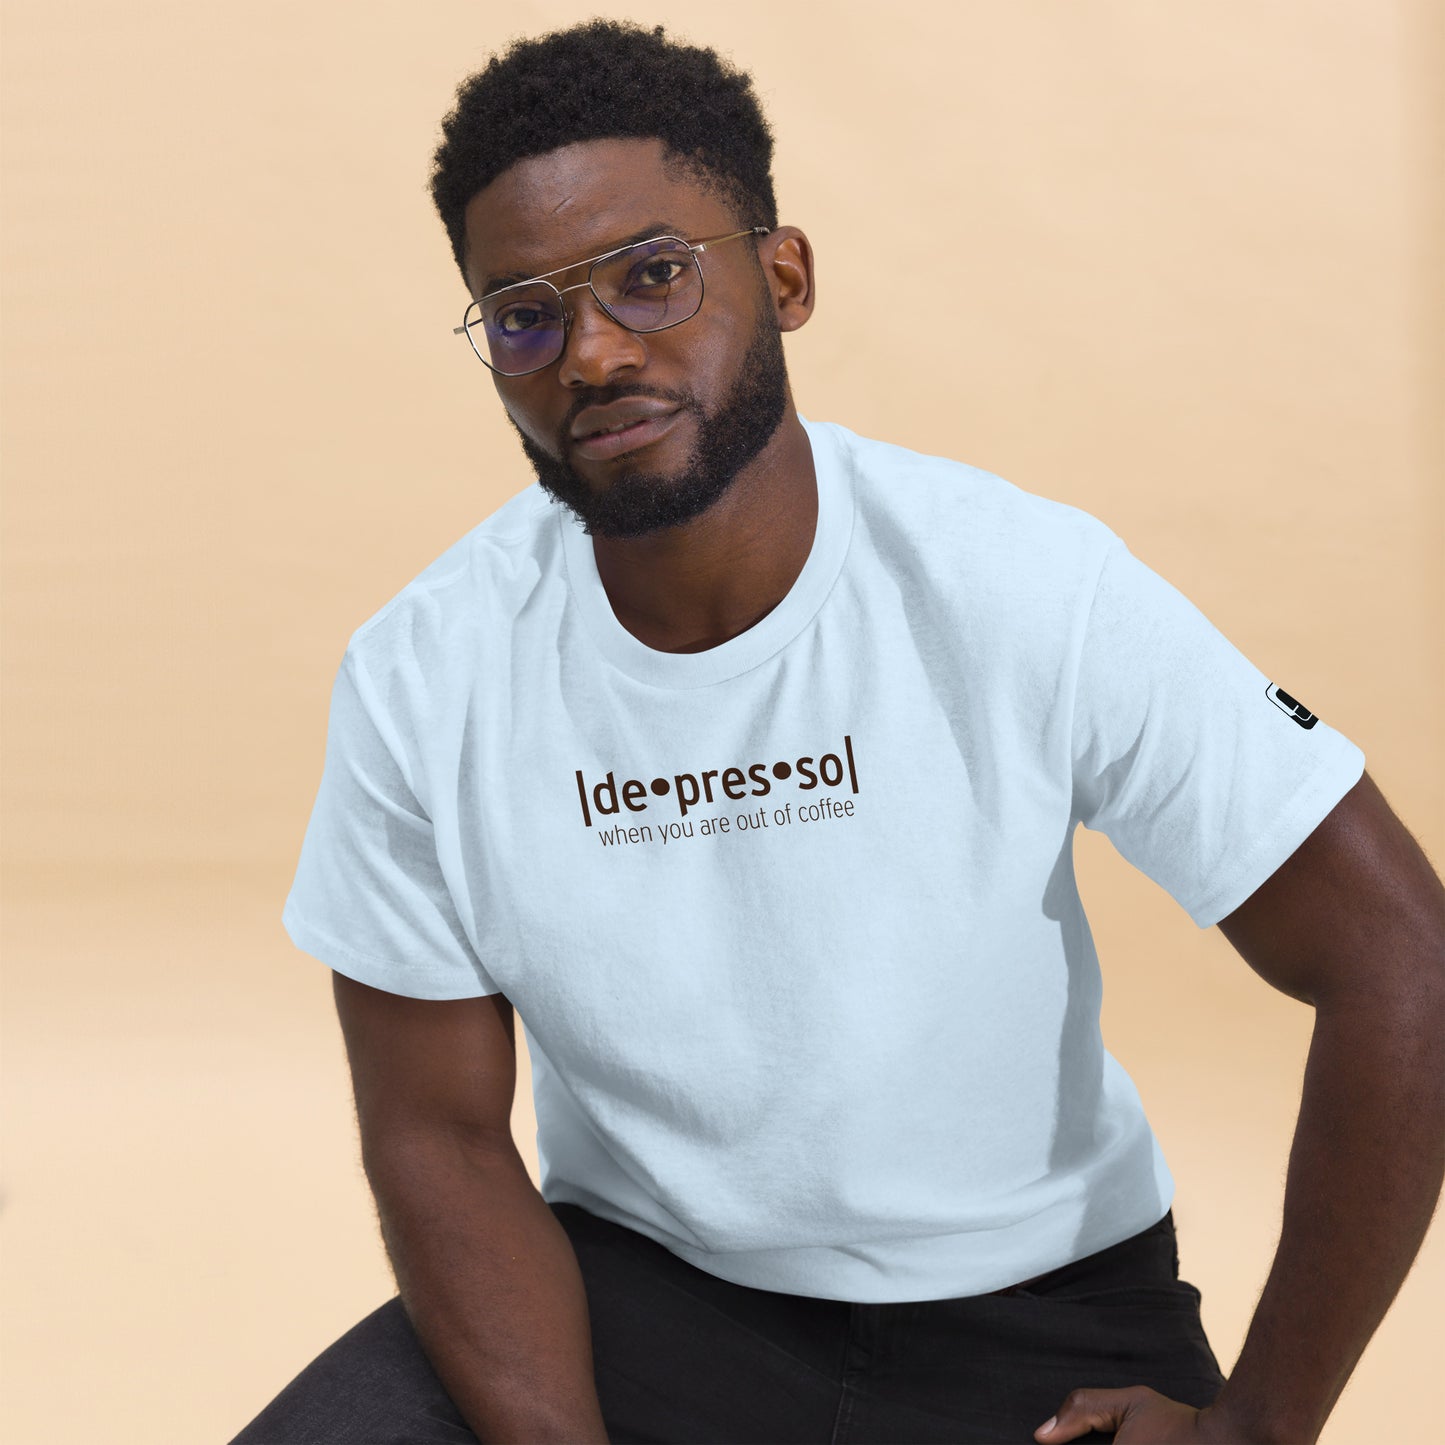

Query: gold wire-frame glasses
452,226,770,376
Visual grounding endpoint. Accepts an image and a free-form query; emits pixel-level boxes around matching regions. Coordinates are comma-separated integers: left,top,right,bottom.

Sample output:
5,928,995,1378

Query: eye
626,257,689,291
495,303,554,335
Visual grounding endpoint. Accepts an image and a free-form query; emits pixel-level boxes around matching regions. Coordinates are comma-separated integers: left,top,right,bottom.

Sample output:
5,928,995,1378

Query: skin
460,137,816,654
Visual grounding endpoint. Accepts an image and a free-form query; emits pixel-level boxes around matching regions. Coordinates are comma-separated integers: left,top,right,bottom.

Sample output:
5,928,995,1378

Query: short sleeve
282,648,502,999
1070,535,1366,930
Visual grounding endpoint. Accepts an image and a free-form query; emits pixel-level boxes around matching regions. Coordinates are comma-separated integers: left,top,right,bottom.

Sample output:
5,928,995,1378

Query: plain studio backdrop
1,2,1441,1443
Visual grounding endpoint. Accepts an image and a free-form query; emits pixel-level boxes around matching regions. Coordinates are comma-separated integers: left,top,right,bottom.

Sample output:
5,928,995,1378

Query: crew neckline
557,415,854,689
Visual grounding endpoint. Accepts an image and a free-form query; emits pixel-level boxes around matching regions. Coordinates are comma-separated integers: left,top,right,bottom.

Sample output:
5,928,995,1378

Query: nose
555,286,649,389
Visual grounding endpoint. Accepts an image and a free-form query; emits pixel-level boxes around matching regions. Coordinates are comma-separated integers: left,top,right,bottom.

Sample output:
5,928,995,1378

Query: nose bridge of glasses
559,278,647,356
554,277,595,300
560,263,680,334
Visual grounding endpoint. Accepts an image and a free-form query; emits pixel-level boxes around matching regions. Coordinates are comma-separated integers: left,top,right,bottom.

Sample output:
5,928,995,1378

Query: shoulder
807,417,1117,603
336,481,560,719
347,483,555,644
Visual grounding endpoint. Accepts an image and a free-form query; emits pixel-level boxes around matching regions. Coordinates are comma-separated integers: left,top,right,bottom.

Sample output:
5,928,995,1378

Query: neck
589,405,817,654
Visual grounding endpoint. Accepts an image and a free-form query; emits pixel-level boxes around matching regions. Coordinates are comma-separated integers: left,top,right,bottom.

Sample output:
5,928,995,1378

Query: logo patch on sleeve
1267,683,1319,729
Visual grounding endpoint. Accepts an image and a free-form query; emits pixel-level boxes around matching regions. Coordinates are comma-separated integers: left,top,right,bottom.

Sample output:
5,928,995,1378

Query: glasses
453,226,770,376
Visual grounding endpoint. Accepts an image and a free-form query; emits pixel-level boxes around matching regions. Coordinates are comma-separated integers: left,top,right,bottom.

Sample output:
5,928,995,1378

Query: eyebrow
480,221,686,297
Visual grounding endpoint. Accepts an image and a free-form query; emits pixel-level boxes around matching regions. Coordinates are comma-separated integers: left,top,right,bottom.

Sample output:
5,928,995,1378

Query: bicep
1216,769,1445,1009
331,969,520,1166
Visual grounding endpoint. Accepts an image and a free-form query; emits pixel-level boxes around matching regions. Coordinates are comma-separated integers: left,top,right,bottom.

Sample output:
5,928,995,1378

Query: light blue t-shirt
282,416,1365,1302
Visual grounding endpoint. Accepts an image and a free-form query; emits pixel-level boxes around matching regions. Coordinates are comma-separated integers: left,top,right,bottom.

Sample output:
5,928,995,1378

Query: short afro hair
428,19,779,288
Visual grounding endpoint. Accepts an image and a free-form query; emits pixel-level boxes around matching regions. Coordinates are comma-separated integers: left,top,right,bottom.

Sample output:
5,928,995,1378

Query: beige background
2,2,1441,1442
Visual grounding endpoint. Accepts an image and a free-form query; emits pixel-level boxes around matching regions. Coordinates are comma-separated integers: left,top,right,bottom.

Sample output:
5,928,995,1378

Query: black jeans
229,1202,1226,1444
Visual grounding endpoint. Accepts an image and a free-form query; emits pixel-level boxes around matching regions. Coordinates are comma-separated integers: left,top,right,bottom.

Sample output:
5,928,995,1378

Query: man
232,19,1445,1445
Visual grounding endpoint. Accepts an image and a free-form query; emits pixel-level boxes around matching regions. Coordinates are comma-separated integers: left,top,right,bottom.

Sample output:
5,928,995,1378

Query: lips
571,397,680,440
570,406,684,462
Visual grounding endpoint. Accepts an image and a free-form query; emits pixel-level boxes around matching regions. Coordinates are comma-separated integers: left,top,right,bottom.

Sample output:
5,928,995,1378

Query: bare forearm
368,1133,611,1445
1211,995,1445,1444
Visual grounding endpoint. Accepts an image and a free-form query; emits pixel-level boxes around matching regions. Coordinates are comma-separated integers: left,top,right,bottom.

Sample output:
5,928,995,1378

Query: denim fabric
229,1202,1226,1444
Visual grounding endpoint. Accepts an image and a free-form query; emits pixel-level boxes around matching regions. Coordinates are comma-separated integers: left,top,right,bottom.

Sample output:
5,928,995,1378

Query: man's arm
1205,769,1445,1444
334,973,611,1445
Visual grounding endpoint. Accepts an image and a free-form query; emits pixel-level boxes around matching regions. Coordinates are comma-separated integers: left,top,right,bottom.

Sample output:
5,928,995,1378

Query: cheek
701,288,765,368
668,310,746,398
495,387,551,446
700,280,754,343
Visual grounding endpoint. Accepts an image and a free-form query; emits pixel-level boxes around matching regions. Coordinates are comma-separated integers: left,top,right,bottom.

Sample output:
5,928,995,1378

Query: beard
505,304,791,540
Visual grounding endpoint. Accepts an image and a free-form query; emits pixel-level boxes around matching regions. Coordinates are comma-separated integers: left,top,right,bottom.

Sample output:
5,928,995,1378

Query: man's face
461,137,791,539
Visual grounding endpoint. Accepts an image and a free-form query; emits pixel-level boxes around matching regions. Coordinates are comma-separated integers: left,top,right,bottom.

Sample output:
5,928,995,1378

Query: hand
1035,1386,1260,1443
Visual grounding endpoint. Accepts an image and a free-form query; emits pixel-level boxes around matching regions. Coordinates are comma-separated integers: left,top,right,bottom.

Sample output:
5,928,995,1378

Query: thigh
227,1297,477,1445
552,1201,847,1445
835,1212,1227,1445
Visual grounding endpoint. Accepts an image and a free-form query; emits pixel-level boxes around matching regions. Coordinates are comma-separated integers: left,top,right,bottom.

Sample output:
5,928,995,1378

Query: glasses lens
592,238,702,333
470,285,566,374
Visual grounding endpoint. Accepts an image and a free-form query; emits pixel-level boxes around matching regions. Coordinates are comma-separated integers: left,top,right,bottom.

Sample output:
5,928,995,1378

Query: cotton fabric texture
282,416,1365,1302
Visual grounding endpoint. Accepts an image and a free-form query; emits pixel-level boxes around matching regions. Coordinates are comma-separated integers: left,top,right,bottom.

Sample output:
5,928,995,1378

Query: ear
762,226,815,332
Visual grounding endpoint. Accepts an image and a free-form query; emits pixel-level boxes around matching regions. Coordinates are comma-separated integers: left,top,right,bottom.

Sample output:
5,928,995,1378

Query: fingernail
1038,1419,1057,1436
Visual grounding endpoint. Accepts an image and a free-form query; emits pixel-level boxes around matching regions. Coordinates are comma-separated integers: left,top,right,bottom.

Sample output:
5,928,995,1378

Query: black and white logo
1267,683,1318,729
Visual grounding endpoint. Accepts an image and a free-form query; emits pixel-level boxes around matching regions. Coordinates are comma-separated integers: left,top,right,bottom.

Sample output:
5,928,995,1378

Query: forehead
461,137,736,298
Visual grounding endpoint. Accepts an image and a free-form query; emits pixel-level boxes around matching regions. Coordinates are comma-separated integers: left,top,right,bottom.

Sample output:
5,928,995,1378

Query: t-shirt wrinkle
1065,536,1119,824
348,649,428,817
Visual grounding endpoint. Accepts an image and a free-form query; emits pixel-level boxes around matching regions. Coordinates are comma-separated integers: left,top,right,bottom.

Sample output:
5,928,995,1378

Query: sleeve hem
281,901,502,1001
1185,744,1366,930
